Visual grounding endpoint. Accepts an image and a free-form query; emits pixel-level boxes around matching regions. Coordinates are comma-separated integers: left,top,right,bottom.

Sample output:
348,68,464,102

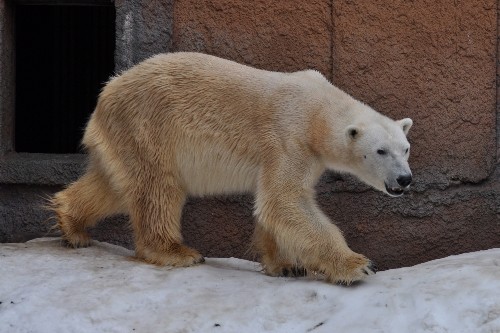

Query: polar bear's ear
345,125,361,140
398,118,413,135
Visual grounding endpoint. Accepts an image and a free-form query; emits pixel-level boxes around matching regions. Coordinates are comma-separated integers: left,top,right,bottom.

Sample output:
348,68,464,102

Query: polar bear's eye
377,149,386,155
405,148,409,154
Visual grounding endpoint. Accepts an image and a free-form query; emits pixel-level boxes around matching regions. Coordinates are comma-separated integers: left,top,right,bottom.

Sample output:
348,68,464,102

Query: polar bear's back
82,53,295,196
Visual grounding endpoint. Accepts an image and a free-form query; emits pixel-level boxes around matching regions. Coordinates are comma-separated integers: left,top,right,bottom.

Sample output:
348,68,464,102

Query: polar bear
51,52,413,284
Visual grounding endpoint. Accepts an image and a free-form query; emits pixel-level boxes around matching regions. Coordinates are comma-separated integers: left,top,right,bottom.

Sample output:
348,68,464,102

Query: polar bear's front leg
253,223,307,277
255,161,377,285
255,198,377,284
305,203,379,284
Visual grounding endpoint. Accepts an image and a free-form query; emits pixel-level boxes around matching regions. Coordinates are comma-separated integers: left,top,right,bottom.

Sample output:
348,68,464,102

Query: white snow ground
0,238,499,333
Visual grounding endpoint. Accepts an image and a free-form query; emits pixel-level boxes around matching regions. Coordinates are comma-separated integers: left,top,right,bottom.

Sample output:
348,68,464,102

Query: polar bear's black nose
397,174,412,187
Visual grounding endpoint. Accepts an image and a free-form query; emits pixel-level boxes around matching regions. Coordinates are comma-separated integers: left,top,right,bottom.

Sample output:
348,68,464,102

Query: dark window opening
15,4,115,154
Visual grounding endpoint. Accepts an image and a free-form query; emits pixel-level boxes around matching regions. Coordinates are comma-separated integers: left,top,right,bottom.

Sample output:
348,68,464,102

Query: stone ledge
0,153,85,185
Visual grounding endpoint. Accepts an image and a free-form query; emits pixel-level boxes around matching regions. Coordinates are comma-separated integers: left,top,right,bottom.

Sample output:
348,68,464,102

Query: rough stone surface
0,185,54,243
182,196,255,259
172,0,332,76
0,0,498,270
0,154,85,184
115,0,174,72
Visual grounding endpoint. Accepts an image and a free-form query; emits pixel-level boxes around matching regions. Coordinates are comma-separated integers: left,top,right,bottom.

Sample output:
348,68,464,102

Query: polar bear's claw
362,261,378,276
281,266,307,277
367,260,378,274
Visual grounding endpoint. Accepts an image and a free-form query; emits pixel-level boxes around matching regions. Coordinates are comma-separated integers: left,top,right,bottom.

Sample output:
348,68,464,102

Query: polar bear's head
343,117,413,197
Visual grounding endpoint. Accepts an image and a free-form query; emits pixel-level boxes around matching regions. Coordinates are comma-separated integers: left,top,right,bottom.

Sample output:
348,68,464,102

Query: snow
1,238,499,333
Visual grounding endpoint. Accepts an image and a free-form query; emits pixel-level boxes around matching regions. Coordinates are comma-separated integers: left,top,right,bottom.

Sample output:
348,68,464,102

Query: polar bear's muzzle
385,174,412,197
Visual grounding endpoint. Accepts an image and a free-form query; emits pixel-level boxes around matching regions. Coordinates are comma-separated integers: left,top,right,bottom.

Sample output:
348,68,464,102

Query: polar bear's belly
175,140,260,196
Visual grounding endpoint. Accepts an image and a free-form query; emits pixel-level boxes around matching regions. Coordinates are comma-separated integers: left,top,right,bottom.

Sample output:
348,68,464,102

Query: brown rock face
172,0,332,75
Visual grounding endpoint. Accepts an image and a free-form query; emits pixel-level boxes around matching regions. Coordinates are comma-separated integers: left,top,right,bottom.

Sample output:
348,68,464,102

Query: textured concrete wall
173,0,332,75
1,0,498,270
114,0,174,71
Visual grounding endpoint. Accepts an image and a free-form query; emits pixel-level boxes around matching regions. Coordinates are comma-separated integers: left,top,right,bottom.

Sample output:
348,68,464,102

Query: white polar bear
51,52,413,284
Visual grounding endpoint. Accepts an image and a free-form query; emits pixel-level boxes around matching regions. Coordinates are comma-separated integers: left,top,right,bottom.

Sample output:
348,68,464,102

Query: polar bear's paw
62,232,92,248
262,261,308,278
280,266,307,277
325,253,378,285
137,243,205,267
